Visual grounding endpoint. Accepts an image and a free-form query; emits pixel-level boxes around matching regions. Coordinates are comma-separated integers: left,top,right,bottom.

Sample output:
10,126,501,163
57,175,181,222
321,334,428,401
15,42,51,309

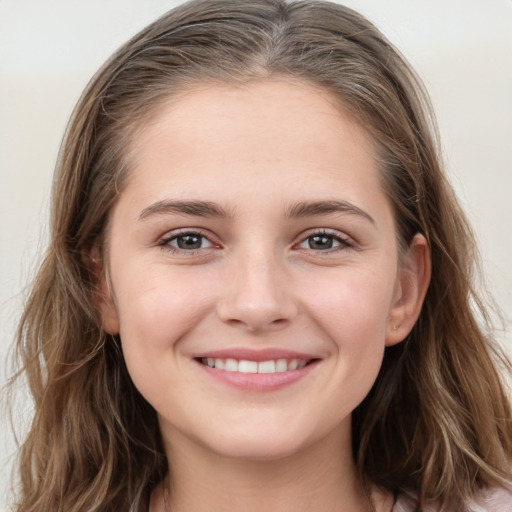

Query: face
100,79,427,462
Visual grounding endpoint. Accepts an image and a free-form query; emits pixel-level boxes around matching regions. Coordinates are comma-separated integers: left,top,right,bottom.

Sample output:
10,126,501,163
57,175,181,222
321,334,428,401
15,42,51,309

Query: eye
297,231,352,251
161,230,215,252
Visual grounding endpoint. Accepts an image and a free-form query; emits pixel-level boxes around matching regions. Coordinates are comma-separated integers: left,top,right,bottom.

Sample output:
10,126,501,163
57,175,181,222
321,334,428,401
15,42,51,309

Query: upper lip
193,348,319,362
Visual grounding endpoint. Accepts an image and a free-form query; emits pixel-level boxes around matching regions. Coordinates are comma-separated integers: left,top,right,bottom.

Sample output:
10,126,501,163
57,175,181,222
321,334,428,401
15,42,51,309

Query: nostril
226,318,246,327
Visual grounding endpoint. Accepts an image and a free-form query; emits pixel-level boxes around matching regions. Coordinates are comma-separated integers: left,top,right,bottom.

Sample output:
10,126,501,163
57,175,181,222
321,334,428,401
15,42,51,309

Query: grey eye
307,235,337,250
299,234,341,251
298,233,348,251
169,233,213,250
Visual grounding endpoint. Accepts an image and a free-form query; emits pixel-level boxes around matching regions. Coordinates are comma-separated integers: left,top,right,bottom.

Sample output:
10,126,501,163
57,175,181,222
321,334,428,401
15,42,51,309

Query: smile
194,349,320,391
199,357,309,373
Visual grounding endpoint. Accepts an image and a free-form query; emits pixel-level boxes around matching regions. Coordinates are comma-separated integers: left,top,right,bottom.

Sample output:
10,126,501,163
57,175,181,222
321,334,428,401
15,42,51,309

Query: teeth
238,360,258,373
201,357,310,373
225,358,238,371
257,360,275,373
276,359,288,372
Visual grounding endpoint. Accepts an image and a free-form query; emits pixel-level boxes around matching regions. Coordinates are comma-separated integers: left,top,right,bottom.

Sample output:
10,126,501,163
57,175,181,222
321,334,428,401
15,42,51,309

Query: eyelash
159,229,215,254
158,229,354,255
297,229,354,252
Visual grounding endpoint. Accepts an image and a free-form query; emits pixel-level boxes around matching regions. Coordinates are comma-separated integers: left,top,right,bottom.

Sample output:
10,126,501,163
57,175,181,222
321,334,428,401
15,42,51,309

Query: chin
198,418,332,462
209,436,306,462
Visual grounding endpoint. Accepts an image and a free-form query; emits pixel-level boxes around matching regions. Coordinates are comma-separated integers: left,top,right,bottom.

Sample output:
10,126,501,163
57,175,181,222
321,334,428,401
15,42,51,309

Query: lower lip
195,360,320,392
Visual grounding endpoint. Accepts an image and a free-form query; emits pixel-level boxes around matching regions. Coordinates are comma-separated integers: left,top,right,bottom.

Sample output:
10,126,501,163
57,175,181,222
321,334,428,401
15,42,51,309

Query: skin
99,79,430,512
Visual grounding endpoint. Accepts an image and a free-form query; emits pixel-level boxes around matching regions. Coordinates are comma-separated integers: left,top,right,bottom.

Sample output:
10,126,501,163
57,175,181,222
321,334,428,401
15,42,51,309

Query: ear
87,247,120,335
385,233,431,346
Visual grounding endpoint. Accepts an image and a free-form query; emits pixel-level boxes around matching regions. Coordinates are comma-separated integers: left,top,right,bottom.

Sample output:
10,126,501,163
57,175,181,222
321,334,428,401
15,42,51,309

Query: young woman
12,1,512,510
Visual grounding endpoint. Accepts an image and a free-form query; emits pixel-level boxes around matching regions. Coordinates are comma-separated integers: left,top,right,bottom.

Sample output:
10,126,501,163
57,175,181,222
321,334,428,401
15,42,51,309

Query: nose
215,247,298,332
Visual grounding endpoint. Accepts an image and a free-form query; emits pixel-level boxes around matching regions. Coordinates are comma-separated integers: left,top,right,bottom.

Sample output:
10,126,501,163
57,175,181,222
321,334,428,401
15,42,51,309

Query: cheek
299,265,397,399
304,266,396,343
112,264,215,361
112,267,219,409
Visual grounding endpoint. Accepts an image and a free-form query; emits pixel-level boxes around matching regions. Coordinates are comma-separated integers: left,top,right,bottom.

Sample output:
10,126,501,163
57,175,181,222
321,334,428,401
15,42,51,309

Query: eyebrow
285,200,375,224
138,198,374,224
139,200,233,221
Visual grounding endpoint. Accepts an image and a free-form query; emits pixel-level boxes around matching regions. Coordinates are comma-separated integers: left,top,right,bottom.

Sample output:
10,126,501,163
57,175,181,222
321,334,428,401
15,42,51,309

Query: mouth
193,350,320,391
193,349,321,391
196,357,316,374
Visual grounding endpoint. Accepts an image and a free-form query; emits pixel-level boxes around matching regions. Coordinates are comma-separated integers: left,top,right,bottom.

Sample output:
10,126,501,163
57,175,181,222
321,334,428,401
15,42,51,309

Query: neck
151,422,389,512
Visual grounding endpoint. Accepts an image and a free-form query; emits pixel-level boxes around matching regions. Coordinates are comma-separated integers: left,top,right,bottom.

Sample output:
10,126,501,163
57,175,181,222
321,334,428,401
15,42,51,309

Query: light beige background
1,0,511,508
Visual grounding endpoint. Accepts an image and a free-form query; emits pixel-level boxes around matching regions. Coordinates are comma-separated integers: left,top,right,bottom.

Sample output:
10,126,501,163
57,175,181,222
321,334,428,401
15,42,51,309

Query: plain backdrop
1,0,511,508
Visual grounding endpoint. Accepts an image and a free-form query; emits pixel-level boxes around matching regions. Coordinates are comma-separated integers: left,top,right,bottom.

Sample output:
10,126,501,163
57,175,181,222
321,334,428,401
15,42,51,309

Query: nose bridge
216,240,297,330
239,245,280,300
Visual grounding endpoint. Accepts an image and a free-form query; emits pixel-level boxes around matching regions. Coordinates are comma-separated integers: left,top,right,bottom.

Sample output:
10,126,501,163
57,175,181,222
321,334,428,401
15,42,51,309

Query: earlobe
386,233,431,346
86,248,120,335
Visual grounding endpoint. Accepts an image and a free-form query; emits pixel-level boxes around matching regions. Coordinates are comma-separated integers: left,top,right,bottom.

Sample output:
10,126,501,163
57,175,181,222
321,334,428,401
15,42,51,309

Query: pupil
177,235,202,250
309,235,333,250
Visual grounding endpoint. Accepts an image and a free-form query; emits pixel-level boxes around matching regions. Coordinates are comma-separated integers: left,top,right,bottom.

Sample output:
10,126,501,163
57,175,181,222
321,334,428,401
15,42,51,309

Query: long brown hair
11,1,511,510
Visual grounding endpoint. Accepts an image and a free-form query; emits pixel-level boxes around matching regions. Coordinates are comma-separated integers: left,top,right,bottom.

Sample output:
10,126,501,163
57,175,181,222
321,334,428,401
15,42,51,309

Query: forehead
132,80,375,173
125,79,381,197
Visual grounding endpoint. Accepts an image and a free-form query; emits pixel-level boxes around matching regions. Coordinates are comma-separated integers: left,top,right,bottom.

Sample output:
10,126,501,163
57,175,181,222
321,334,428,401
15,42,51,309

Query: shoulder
392,484,512,512
470,484,512,512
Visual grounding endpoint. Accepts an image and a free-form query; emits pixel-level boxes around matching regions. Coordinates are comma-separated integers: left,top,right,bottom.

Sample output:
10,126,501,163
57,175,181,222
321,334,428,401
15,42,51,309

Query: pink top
392,485,512,511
